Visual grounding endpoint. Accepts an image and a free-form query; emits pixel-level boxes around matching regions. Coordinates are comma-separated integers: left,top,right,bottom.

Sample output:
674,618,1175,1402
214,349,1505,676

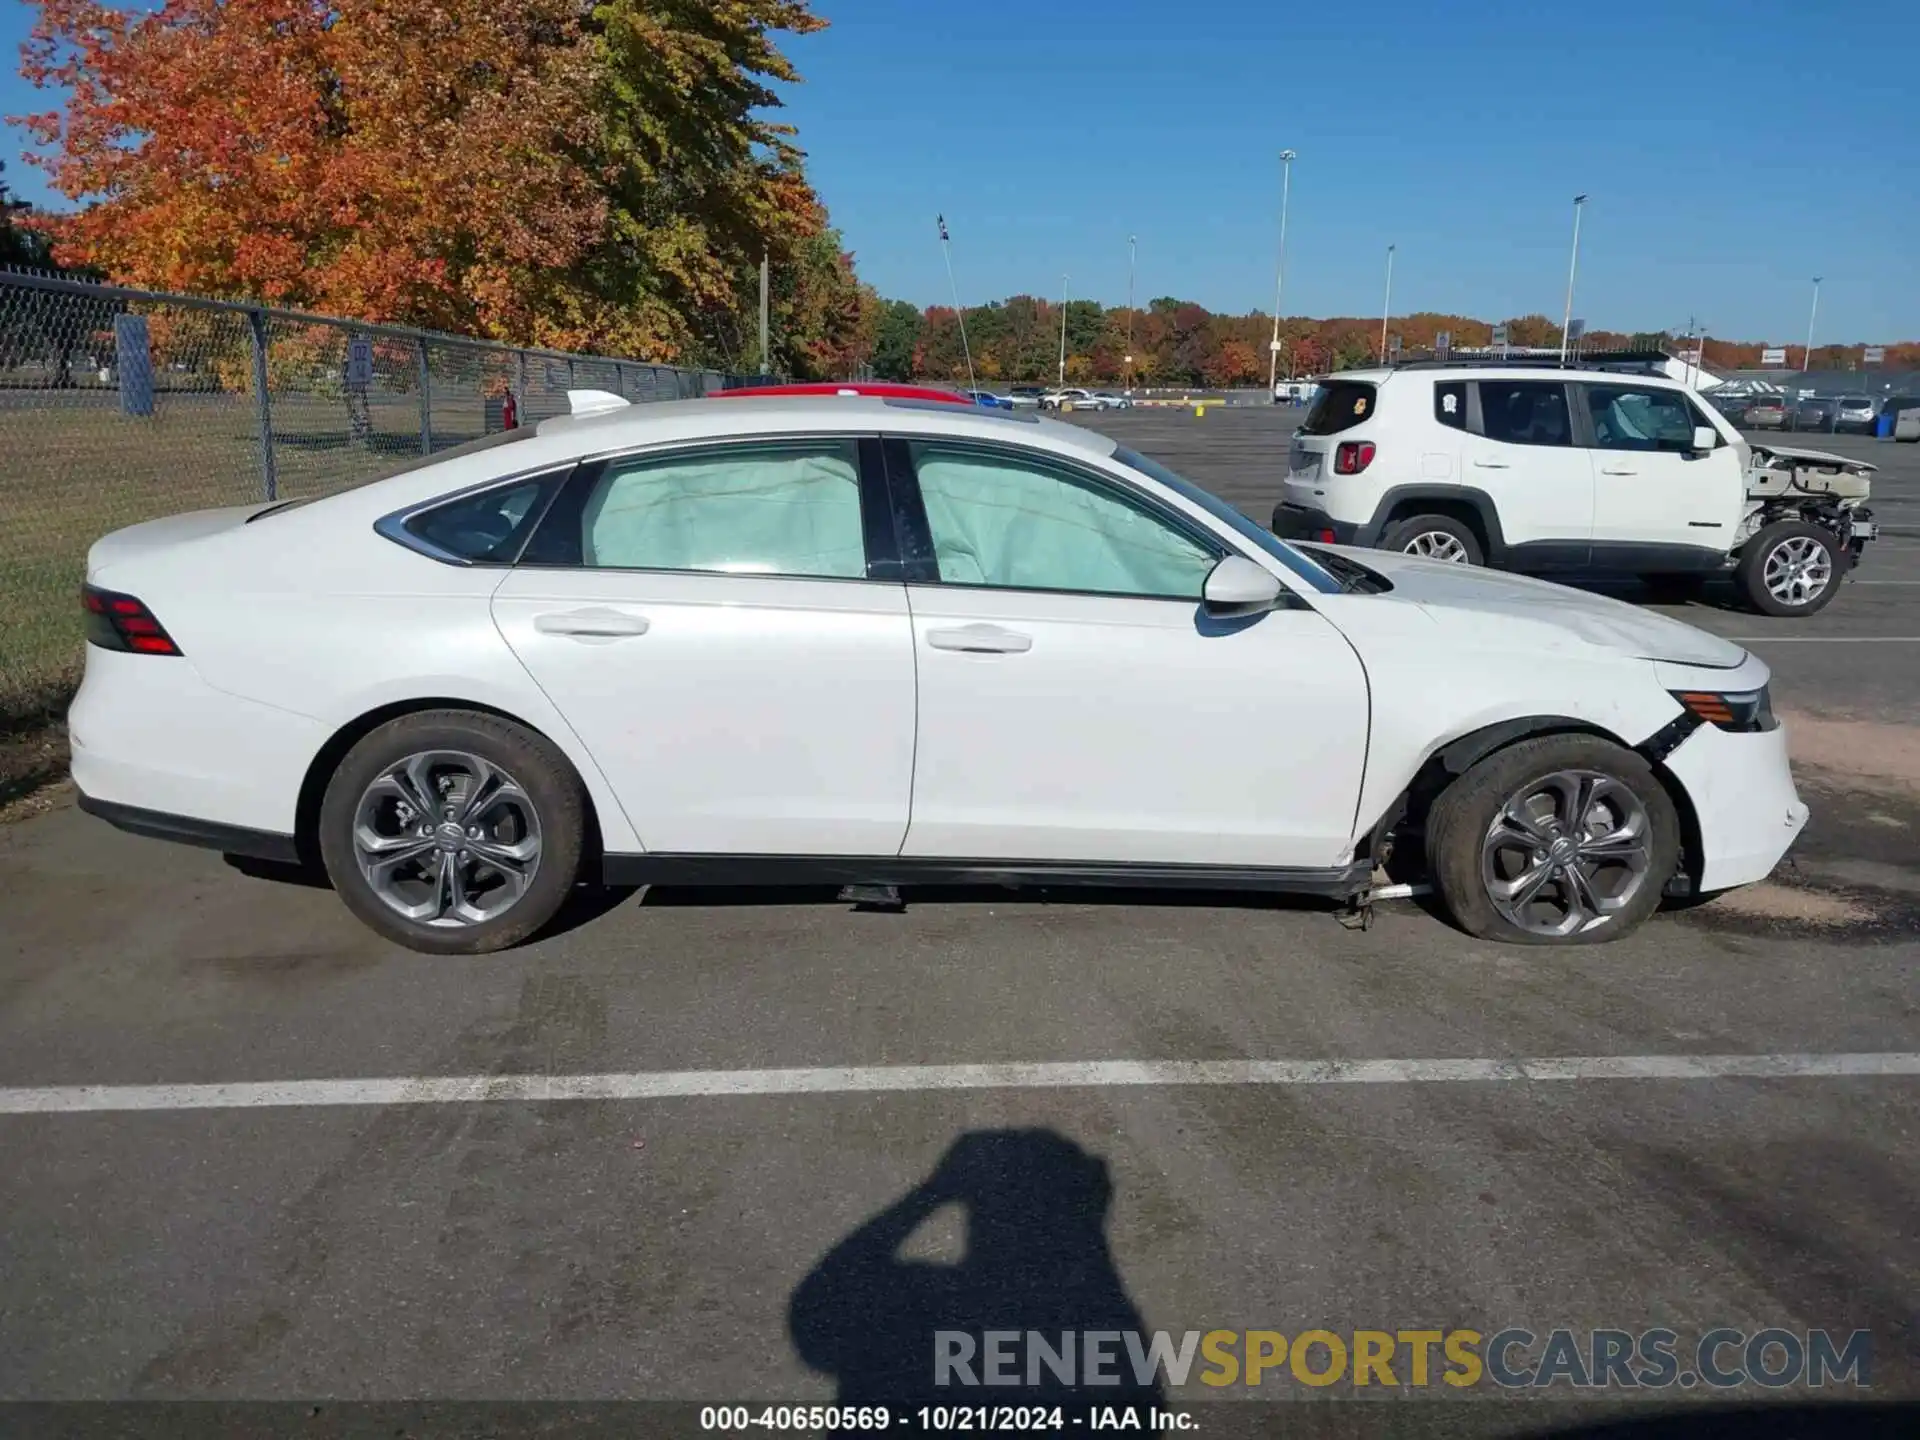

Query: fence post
515,352,527,416
416,338,433,455
248,309,277,502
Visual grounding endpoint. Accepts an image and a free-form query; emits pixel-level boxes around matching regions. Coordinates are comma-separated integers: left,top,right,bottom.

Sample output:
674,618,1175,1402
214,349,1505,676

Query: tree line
10,0,1910,387
856,295,1920,387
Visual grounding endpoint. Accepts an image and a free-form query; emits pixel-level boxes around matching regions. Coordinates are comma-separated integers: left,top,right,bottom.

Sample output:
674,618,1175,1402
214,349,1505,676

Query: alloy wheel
351,750,542,927
1404,531,1470,563
1762,535,1832,608
1480,769,1653,938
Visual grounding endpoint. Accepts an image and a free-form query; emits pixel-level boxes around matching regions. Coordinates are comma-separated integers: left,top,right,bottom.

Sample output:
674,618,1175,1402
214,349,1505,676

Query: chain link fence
0,270,760,723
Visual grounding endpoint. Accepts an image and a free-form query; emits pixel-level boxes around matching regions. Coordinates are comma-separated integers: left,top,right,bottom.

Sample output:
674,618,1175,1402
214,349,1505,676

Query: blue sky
5,0,1915,341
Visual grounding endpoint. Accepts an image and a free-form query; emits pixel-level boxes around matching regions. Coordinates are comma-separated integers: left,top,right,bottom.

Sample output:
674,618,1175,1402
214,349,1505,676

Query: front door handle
1600,466,1639,476
926,624,1033,654
533,608,651,639
1472,458,1510,469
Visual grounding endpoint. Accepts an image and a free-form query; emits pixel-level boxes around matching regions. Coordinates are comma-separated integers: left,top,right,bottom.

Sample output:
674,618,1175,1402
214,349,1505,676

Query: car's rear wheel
318,710,586,954
1736,520,1841,616
1426,734,1679,945
1381,513,1483,564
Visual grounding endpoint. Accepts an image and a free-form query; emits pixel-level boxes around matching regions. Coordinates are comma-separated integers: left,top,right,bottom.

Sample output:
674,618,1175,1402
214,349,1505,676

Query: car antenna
937,214,979,396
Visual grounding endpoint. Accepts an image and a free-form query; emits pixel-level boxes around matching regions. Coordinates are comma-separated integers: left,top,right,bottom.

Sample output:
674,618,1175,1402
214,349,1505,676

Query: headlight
1671,687,1776,733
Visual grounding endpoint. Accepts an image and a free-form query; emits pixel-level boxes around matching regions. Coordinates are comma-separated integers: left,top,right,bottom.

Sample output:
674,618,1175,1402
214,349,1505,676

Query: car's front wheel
1737,520,1842,616
318,710,587,954
1425,734,1680,945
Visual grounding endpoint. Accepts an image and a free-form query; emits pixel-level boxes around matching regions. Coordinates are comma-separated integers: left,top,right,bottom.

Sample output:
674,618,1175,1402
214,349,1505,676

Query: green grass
0,392,489,722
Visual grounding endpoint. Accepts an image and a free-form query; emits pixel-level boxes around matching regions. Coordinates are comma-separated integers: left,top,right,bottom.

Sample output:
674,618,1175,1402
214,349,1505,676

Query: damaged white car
1272,365,1877,615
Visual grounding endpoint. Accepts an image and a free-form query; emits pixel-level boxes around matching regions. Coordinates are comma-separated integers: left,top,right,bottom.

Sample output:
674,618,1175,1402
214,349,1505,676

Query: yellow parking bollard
1194,402,1205,417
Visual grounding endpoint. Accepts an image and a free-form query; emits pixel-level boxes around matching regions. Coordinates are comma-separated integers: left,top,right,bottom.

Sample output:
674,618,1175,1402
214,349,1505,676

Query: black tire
1380,513,1484,565
1735,520,1842,617
1425,733,1680,946
318,709,587,955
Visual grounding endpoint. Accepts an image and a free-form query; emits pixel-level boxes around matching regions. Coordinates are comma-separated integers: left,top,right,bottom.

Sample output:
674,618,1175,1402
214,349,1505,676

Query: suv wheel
1737,521,1841,616
1381,513,1483,565
318,710,587,955
1425,734,1679,945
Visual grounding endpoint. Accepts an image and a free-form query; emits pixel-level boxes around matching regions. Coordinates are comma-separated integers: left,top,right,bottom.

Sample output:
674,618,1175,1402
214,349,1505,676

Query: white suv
1271,365,1878,615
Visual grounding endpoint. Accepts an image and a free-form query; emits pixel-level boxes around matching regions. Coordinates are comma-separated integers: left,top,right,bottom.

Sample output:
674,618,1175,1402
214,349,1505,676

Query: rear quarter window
1434,381,1467,430
1300,381,1377,436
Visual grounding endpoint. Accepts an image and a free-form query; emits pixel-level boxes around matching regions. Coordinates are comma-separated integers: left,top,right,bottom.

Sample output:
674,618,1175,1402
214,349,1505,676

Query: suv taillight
82,584,182,656
1333,440,1376,475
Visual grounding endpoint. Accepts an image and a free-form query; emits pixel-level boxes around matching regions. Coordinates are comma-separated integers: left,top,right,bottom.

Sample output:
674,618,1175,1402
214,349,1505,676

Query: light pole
1057,272,1070,386
1560,194,1587,364
1379,244,1395,362
1804,277,1822,373
1267,149,1296,393
1125,236,1137,393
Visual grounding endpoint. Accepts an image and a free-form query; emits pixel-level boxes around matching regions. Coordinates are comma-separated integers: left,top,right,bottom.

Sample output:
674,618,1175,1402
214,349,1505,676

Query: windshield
1112,446,1342,594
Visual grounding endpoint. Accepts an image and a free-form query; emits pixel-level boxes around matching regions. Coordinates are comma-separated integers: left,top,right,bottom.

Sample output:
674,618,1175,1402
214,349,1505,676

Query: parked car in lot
1793,397,1837,431
1007,386,1045,409
962,389,1014,410
1833,394,1880,433
1706,393,1756,426
73,389,1804,954
1041,387,1108,411
1270,364,1877,615
1093,391,1133,410
1744,398,1790,430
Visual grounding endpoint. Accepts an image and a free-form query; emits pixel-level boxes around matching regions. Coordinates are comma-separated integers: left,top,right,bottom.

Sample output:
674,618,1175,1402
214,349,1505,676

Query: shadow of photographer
788,1128,1162,1422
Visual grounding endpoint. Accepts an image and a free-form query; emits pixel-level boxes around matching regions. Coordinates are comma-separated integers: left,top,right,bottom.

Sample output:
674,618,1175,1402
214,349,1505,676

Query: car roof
1346,365,1692,389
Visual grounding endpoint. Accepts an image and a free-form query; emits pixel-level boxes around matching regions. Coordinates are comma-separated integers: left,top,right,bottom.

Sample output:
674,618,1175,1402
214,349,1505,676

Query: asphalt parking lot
2,408,1917,1430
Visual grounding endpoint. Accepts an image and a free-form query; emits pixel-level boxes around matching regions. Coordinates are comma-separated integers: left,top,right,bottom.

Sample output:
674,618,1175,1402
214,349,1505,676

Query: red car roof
712,382,973,405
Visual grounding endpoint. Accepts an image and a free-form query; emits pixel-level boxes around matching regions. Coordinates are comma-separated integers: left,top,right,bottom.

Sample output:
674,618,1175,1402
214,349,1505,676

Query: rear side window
1300,381,1377,436
1434,381,1467,430
1477,380,1573,448
570,440,866,578
400,471,566,563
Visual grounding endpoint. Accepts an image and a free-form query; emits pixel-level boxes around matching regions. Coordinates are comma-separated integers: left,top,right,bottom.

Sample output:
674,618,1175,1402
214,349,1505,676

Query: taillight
82,585,183,656
1333,440,1376,475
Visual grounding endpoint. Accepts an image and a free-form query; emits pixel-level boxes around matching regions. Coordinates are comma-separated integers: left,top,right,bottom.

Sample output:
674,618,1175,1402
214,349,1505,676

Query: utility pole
1804,277,1823,373
1560,194,1587,365
1379,244,1395,362
936,215,977,394
1267,149,1296,393
1058,272,1070,386
758,251,770,375
1125,236,1137,393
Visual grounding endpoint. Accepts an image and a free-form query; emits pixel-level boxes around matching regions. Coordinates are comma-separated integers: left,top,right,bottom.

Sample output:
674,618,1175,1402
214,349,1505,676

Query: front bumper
1660,718,1809,894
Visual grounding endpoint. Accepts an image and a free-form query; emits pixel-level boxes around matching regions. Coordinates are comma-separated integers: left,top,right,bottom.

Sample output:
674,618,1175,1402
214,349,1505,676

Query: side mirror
1692,425,1718,453
1203,555,1285,617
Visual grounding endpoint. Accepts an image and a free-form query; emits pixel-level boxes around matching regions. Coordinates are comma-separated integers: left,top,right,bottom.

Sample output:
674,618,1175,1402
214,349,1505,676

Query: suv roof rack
1384,349,1676,373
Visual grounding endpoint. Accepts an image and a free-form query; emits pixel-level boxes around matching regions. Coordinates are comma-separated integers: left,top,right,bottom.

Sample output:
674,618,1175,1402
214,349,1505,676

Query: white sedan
72,391,1806,954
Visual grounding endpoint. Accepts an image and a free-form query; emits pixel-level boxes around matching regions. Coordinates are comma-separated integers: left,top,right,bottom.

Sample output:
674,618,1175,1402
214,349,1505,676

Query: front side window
1477,380,1572,448
574,441,866,577
909,443,1220,599
1584,385,1698,453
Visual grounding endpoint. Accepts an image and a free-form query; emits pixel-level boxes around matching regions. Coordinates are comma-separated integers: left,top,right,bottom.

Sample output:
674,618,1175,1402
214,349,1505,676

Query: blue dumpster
1876,408,1894,438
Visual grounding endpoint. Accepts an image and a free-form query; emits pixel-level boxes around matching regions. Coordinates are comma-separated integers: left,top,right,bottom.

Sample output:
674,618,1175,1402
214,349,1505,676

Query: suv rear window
1300,381,1377,436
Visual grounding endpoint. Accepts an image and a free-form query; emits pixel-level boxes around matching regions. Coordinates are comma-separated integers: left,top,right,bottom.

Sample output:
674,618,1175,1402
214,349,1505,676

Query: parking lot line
1725,635,1920,642
3,1052,1916,1116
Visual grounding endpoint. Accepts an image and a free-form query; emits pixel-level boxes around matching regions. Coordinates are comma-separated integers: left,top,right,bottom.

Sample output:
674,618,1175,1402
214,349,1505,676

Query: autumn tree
17,0,841,366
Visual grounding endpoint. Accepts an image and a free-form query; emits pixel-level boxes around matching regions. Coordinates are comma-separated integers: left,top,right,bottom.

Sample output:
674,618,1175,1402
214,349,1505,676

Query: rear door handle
533,607,651,639
1472,459,1510,469
926,624,1033,654
1600,466,1639,476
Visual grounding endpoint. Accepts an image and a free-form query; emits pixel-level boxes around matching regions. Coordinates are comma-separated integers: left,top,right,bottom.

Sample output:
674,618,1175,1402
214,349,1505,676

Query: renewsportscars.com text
934,1327,1872,1391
